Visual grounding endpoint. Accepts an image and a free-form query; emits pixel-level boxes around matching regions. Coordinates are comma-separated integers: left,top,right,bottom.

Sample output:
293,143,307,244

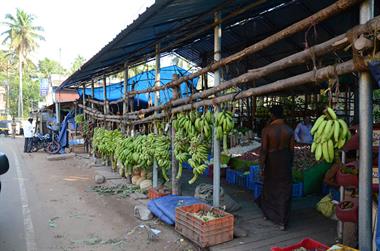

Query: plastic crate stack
226,165,261,190
253,181,304,199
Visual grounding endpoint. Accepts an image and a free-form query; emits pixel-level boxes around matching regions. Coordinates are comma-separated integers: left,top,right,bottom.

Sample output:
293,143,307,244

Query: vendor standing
23,118,34,153
294,116,312,144
257,105,294,230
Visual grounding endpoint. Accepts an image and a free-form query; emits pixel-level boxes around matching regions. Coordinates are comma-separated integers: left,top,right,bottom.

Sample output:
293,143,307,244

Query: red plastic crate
175,203,234,248
271,238,329,251
148,187,170,199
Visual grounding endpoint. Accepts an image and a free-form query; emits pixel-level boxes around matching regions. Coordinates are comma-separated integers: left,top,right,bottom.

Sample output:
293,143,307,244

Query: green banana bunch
153,134,171,181
310,107,351,163
174,130,190,179
188,135,209,184
215,111,234,141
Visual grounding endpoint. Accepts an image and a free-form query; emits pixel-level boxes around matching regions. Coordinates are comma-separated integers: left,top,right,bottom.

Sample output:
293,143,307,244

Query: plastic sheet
147,195,202,225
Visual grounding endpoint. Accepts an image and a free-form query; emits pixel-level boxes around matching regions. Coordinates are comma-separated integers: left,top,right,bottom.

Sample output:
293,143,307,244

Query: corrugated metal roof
60,0,379,91
60,0,291,87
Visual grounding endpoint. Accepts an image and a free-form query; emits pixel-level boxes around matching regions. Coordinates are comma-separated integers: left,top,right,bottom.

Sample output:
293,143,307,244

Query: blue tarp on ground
147,195,203,225
78,65,199,105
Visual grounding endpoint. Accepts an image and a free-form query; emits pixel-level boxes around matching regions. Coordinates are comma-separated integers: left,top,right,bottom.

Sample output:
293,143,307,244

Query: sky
0,0,155,69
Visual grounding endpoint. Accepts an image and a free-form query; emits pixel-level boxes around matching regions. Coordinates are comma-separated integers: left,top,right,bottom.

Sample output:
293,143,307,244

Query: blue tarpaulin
147,195,203,225
58,110,75,153
78,65,198,105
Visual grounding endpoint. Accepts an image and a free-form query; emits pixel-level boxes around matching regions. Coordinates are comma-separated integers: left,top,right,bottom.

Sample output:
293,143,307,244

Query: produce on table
293,145,318,172
310,107,351,163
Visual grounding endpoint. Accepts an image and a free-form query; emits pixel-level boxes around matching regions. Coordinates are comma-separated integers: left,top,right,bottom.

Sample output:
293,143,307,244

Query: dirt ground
1,137,195,251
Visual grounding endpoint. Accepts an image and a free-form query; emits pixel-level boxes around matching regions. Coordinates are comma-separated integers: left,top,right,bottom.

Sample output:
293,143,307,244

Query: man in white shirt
23,118,34,153
294,117,313,144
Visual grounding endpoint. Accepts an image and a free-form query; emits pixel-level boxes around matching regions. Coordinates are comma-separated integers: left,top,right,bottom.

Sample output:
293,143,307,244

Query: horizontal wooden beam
126,14,380,118
131,54,372,125
124,0,363,98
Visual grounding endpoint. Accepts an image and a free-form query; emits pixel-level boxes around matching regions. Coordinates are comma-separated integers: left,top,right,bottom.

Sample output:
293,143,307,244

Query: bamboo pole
124,0,364,98
125,14,380,118
131,54,372,125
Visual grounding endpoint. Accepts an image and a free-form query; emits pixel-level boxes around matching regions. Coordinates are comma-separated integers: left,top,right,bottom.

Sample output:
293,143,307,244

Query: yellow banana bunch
310,107,350,163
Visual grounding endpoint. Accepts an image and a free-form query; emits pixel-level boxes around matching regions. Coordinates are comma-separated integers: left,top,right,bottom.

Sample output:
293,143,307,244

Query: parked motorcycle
31,128,61,154
31,133,51,152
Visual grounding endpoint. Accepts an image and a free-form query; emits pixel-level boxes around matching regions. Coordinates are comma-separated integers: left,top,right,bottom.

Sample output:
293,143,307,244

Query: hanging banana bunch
310,107,351,163
153,134,171,181
188,135,210,184
215,111,234,152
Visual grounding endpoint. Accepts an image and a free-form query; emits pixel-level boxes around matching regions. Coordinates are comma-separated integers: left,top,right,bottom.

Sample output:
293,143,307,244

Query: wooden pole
153,44,160,188
213,11,221,207
171,124,180,195
91,80,95,110
124,0,364,98
122,64,129,133
103,76,107,114
82,83,86,119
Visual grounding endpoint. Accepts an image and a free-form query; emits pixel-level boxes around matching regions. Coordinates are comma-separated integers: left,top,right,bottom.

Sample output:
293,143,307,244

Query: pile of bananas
311,107,351,163
215,111,234,152
188,135,209,184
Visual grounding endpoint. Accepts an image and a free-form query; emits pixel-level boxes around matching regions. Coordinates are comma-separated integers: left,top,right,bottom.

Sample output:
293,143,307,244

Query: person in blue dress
294,116,313,144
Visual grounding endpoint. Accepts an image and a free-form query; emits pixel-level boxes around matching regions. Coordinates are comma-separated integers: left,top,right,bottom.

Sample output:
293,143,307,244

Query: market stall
58,0,380,249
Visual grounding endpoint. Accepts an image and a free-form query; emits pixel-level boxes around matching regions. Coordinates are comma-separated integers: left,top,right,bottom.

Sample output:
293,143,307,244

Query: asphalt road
0,137,28,251
0,137,192,251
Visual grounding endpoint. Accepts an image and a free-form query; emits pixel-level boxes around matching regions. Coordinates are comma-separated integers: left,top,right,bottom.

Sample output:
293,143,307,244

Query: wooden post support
91,80,95,109
171,74,180,195
171,124,180,195
153,44,160,188
103,76,108,126
122,65,129,133
82,83,86,119
213,11,222,207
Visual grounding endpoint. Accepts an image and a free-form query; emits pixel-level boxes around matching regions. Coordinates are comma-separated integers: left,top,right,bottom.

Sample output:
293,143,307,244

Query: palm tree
1,9,44,118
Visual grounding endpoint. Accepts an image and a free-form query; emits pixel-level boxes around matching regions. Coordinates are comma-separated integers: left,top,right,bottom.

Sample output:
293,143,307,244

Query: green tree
1,8,44,118
38,57,66,78
71,55,86,74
